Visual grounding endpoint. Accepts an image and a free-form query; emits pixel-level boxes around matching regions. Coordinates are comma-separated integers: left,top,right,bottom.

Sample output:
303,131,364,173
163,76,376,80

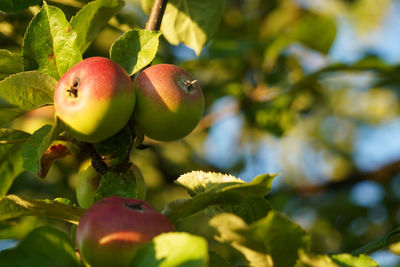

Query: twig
351,227,400,255
145,0,168,31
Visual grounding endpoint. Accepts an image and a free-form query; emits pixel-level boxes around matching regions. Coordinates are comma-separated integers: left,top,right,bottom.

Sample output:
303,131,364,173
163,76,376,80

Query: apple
129,163,147,200
133,64,204,141
76,196,174,267
76,164,100,209
54,57,135,143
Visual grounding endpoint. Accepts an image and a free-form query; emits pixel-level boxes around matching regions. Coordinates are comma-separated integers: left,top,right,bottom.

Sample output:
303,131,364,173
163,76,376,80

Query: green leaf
22,122,63,176
0,129,31,196
131,232,209,267
264,14,336,70
71,0,124,53
0,71,56,127
209,250,232,267
331,254,378,267
95,168,140,201
0,216,40,240
210,211,310,267
204,197,271,224
0,226,81,267
249,211,311,267
92,125,133,168
161,0,226,55
209,213,273,267
0,50,24,80
292,14,336,54
163,173,277,222
110,29,161,75
23,2,82,80
0,194,85,224
0,0,41,13
176,171,271,223
296,252,378,267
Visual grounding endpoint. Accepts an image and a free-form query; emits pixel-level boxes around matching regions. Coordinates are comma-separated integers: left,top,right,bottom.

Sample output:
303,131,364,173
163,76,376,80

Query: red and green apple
76,196,174,267
54,57,135,143
76,163,100,209
133,64,204,141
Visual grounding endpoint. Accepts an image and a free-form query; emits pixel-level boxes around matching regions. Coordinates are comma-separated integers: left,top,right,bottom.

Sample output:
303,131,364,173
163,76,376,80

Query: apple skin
54,57,135,143
133,64,204,141
76,196,174,267
76,164,100,209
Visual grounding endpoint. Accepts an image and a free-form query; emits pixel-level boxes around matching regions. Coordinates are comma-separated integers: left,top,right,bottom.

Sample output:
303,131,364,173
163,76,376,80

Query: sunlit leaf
0,194,84,224
0,71,56,127
161,0,226,55
131,232,209,266
71,0,124,53
176,170,244,197
110,29,161,75
23,2,82,80
296,252,378,267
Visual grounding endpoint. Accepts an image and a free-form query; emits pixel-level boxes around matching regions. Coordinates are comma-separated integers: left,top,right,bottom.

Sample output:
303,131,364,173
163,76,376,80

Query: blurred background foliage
2,0,400,265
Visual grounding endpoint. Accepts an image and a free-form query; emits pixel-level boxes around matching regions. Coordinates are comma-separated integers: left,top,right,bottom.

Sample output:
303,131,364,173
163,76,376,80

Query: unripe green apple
129,163,147,200
133,64,204,141
76,164,100,209
76,196,174,267
54,57,135,143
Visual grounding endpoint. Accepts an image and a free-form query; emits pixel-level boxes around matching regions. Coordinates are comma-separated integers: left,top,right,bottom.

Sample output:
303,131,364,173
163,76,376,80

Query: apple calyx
66,78,80,97
125,202,144,211
183,79,198,92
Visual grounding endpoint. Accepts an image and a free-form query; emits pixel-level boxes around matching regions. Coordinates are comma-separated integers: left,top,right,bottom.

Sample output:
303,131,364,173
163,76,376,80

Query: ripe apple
54,57,135,143
76,164,100,209
76,196,174,267
133,64,204,141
